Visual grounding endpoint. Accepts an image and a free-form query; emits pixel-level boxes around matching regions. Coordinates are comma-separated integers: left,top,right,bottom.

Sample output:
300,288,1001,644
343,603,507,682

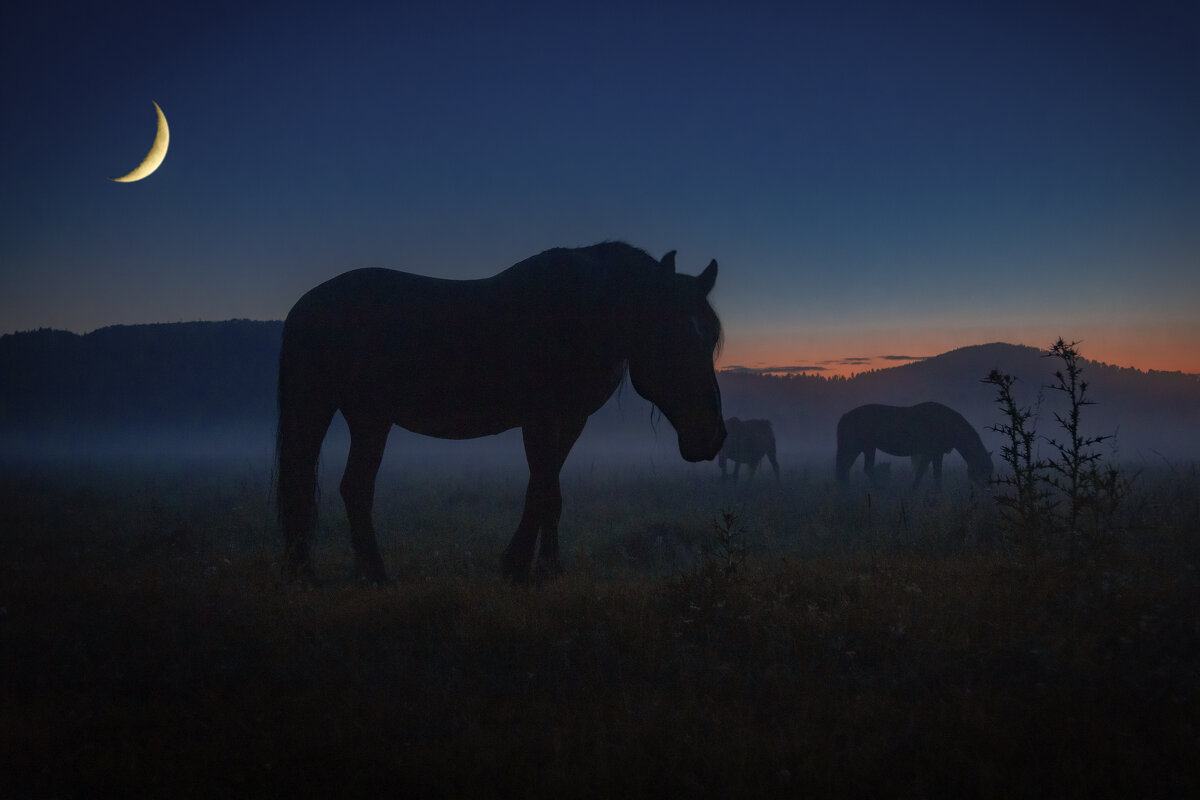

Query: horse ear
660,250,677,275
697,259,718,296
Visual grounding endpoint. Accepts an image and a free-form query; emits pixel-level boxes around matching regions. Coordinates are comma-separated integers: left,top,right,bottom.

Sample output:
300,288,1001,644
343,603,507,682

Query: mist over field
2,321,1198,475
3,322,1199,796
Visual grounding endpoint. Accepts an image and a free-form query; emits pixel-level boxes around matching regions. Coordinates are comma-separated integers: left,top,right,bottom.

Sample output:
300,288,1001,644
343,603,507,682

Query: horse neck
507,247,649,336
953,423,987,465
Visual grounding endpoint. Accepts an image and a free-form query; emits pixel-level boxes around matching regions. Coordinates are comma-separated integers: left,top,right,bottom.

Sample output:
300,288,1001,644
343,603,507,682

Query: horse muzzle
679,418,726,463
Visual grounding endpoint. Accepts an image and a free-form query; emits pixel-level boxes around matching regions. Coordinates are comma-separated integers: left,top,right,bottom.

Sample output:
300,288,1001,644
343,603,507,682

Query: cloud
720,365,829,375
879,354,929,362
720,354,930,377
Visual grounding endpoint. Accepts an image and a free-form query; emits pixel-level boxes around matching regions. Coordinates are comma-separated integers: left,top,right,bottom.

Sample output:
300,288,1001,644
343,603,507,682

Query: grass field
2,455,1198,797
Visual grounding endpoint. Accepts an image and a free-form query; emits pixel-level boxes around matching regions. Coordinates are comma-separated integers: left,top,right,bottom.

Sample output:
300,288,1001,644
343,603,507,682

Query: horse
276,242,726,585
718,417,779,482
835,402,992,489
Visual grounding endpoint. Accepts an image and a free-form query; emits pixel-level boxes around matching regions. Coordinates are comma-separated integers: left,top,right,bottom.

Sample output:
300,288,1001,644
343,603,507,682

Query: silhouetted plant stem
982,369,1051,540
1042,339,1111,549
985,339,1127,555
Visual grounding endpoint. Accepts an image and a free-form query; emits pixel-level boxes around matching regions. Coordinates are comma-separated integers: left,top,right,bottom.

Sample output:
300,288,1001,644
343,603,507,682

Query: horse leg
278,400,336,585
503,415,586,583
863,448,877,484
932,453,944,490
835,444,856,483
911,454,930,490
767,447,780,482
748,458,759,482
340,414,391,584
536,415,587,579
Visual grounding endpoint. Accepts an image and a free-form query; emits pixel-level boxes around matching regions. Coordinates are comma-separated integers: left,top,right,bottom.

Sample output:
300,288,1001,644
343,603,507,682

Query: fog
5,394,1194,481
3,327,1197,474
0,405,720,481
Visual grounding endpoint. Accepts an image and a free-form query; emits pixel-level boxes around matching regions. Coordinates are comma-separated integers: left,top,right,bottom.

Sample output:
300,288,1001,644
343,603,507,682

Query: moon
110,102,169,183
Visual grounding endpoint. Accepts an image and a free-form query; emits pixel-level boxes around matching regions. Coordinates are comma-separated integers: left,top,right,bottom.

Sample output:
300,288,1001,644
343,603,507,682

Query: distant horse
276,242,726,584
835,402,992,489
718,417,779,482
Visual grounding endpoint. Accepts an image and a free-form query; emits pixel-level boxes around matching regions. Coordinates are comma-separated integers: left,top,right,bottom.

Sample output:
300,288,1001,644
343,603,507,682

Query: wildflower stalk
1042,339,1111,546
982,369,1052,539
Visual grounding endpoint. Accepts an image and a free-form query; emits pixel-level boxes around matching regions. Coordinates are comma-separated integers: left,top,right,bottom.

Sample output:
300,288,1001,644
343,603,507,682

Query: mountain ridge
2,322,1197,463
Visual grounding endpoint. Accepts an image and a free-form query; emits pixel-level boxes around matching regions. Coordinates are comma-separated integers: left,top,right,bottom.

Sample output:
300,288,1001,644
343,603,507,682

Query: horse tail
762,420,777,453
834,412,854,482
275,320,336,580
761,420,781,479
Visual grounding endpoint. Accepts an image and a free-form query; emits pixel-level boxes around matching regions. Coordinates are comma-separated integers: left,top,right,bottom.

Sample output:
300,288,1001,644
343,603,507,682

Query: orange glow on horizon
718,327,1200,379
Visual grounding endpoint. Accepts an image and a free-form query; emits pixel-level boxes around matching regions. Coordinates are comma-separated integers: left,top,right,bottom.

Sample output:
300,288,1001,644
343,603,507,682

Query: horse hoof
352,559,390,587
283,559,322,588
504,568,531,586
501,559,531,585
533,560,564,585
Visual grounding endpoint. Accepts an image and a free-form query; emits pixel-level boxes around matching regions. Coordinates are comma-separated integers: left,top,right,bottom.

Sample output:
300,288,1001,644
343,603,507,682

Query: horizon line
4,322,1198,379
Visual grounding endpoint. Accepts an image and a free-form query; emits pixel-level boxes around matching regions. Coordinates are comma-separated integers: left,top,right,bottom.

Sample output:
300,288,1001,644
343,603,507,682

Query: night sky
4,0,1198,376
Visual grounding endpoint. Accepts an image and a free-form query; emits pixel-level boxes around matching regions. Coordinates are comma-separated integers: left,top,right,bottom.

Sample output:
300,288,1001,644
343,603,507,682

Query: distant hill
2,324,1197,464
0,321,282,459
720,342,1200,462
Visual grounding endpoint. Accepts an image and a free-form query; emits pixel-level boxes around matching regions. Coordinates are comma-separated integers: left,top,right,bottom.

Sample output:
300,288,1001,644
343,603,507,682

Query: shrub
982,368,1054,541
984,339,1129,552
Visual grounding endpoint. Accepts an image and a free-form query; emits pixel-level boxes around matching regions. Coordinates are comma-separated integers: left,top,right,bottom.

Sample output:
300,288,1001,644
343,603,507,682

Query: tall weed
985,339,1131,553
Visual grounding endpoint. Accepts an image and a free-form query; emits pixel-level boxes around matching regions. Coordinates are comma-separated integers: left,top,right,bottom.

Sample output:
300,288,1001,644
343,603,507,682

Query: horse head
628,251,726,462
968,450,995,484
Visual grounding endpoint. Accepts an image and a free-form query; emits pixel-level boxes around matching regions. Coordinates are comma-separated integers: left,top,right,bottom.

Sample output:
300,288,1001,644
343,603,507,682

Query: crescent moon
110,102,169,183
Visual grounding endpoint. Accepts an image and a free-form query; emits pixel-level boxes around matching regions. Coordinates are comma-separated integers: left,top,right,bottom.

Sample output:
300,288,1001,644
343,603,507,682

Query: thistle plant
1042,339,1114,545
678,508,749,617
984,339,1127,551
982,369,1053,538
706,507,748,580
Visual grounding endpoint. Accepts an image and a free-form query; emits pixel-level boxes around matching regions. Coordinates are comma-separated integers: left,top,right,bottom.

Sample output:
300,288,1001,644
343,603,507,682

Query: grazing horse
718,417,780,482
276,242,726,584
835,402,992,489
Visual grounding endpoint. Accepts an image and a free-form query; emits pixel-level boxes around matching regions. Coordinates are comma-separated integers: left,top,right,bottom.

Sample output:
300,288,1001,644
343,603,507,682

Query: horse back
838,403,960,457
722,417,775,462
281,265,629,437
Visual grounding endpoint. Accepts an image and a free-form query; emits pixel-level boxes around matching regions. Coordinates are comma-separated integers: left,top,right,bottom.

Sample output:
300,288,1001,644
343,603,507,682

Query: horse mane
562,240,724,355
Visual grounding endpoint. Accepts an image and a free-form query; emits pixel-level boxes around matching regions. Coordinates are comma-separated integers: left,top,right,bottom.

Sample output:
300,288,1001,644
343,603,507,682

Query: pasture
2,454,1198,797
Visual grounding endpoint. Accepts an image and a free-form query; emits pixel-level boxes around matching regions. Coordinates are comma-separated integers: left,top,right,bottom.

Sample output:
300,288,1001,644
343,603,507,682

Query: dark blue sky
4,0,1198,374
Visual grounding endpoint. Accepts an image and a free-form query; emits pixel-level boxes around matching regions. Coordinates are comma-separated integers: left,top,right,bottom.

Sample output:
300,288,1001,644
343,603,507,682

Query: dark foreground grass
2,459,1198,798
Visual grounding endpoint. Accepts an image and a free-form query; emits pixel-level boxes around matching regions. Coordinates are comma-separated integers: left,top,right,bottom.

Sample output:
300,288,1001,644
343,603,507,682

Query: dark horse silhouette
276,242,726,584
718,417,779,482
835,402,992,489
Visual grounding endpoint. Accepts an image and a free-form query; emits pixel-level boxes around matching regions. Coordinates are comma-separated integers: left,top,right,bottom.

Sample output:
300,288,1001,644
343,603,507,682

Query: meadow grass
2,456,1198,797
